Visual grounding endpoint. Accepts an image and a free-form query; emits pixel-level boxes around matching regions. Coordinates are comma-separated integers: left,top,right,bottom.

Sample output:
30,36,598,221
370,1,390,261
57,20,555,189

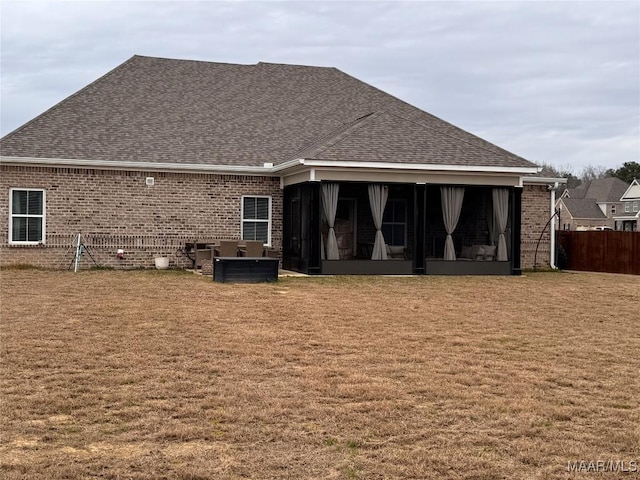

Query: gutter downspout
549,182,559,269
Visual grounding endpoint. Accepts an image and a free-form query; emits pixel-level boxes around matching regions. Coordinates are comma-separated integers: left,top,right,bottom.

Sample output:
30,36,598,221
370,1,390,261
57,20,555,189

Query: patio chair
213,240,240,257
241,240,265,257
195,246,212,269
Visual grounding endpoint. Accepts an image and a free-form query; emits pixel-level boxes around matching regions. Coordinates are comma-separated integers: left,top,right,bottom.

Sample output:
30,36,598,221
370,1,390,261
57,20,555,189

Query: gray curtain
321,183,340,260
441,186,465,260
368,184,388,260
492,188,509,261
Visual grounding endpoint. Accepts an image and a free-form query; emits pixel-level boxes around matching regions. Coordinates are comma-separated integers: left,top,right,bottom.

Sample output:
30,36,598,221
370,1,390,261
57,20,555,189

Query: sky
1,0,638,174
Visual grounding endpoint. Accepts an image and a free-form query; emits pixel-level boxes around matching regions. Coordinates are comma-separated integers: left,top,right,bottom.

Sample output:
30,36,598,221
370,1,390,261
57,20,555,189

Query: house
1,55,565,274
613,178,640,231
556,177,629,231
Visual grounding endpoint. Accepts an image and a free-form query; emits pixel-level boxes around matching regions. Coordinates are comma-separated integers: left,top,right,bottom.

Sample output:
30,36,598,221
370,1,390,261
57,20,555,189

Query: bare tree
537,163,581,189
579,165,609,183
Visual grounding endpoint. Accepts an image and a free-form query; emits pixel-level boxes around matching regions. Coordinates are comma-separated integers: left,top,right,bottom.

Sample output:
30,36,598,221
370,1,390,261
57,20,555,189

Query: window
242,196,271,245
9,189,45,244
611,204,616,214
625,202,631,213
382,199,407,246
634,201,639,213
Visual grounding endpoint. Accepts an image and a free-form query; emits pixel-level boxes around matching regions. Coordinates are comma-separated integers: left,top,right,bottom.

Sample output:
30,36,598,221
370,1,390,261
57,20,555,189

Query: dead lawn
0,269,639,479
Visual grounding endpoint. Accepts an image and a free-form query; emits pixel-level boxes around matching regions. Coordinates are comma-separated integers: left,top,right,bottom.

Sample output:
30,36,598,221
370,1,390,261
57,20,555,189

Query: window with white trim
242,196,271,245
625,202,631,213
9,188,46,244
634,201,639,212
611,204,616,214
382,199,407,246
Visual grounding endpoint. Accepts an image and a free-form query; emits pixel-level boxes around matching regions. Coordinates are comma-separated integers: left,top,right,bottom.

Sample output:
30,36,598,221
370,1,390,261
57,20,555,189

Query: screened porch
282,181,521,275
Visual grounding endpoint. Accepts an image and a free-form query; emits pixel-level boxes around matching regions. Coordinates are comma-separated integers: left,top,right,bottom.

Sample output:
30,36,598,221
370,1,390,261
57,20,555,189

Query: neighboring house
556,177,629,231
613,178,640,231
1,55,565,274
555,197,609,231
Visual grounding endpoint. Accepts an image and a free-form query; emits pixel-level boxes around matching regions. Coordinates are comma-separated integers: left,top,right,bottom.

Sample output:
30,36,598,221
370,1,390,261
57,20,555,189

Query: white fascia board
281,158,539,175
619,179,640,201
2,155,541,177
0,156,278,176
523,176,568,185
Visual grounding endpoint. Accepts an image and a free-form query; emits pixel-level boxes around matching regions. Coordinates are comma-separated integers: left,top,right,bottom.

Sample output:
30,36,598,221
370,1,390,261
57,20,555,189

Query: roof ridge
1,55,139,142
134,54,256,68
256,61,337,71
288,112,378,160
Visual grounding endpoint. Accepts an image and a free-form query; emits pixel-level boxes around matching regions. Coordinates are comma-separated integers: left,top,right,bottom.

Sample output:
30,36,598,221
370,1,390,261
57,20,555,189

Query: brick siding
1,165,554,271
521,184,553,268
1,165,282,269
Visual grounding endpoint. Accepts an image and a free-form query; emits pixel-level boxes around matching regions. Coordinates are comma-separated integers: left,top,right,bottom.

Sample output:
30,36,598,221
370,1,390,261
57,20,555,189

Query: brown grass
1,269,638,479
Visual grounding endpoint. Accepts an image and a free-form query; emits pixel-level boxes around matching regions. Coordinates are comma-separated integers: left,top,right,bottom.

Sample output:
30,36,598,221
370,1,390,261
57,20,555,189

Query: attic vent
145,177,155,186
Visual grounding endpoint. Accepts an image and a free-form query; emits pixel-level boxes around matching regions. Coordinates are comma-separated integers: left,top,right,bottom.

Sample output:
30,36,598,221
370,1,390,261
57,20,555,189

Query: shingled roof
566,177,629,203
1,55,537,169
560,198,607,219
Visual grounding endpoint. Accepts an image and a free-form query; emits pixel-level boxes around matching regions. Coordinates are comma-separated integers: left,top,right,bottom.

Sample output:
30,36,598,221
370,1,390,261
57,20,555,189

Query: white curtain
492,188,509,261
368,184,388,260
441,186,465,260
321,183,340,260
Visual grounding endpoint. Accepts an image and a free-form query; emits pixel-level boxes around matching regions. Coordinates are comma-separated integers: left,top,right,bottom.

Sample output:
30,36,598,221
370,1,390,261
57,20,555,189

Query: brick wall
1,165,282,269
521,184,553,268
1,165,555,272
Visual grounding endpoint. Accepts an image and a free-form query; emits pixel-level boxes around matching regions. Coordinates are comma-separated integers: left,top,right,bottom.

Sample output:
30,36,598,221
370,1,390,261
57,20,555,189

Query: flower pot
154,257,170,269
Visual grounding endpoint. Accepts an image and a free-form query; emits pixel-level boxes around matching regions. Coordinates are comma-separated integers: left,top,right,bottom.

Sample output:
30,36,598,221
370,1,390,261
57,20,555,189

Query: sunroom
278,160,532,275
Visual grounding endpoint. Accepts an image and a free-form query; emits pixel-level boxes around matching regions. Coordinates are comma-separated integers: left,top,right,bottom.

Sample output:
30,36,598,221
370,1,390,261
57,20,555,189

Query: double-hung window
9,188,46,244
242,196,271,246
382,199,407,246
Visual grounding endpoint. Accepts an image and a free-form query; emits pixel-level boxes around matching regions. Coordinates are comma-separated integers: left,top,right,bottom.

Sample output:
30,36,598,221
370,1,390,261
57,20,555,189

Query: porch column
308,182,322,274
511,187,522,275
413,184,426,274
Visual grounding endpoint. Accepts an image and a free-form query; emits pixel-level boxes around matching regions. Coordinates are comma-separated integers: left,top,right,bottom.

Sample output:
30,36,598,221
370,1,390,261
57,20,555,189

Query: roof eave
275,158,540,175
522,176,568,185
1,155,540,177
0,156,277,176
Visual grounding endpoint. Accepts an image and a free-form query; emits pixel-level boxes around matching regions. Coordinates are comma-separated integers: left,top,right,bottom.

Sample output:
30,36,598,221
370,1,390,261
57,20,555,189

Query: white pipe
74,233,82,273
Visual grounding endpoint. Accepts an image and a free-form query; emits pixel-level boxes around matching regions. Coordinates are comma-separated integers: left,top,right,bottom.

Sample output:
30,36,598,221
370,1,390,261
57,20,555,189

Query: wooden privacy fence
557,231,640,275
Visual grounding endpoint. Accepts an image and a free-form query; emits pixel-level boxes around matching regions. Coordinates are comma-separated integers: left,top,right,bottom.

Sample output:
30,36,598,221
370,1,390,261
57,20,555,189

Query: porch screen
492,188,509,261
368,184,388,260
441,186,464,260
321,183,340,260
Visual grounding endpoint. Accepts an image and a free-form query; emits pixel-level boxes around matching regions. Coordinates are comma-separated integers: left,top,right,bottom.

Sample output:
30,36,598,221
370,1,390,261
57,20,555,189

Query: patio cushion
386,245,405,259
482,245,496,261
470,245,485,260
